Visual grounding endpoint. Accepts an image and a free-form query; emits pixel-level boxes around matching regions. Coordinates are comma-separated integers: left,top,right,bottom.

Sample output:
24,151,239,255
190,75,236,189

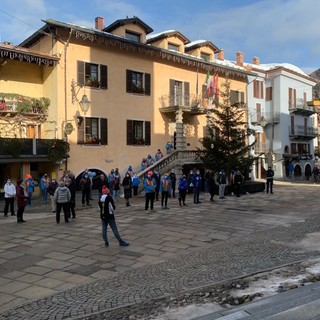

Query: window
266,87,272,101
126,70,151,95
125,30,141,42
253,80,264,99
127,120,151,145
77,61,108,89
170,79,190,106
288,87,296,109
168,43,179,51
230,90,245,107
200,52,210,61
77,117,108,145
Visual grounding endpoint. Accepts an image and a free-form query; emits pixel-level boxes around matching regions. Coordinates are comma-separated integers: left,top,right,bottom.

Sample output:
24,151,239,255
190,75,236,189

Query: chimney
236,51,244,66
95,17,104,30
252,57,260,65
217,49,224,61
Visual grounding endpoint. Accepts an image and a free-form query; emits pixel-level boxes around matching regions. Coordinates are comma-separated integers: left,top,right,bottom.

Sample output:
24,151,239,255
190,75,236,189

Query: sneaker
119,240,129,246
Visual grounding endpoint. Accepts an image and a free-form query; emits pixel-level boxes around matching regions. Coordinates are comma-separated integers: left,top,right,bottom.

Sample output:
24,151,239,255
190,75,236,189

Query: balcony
159,94,215,115
251,112,280,126
253,142,267,154
0,138,69,163
289,99,316,116
289,125,318,140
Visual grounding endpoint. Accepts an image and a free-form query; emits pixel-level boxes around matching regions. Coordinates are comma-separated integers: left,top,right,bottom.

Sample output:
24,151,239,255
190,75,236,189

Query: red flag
214,74,219,98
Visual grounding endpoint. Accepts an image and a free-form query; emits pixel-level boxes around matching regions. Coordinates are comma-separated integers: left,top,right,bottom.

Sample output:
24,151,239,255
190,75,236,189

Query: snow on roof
248,62,307,76
185,40,208,48
146,30,177,41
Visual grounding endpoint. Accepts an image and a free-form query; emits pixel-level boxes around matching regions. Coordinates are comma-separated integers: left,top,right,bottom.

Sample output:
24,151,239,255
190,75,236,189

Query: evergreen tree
199,79,255,177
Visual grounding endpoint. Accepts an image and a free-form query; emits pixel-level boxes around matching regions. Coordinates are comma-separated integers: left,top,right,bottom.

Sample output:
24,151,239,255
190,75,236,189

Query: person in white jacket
4,178,16,216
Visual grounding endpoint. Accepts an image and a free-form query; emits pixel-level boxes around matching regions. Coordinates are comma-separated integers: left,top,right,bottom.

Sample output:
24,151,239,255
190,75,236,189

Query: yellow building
1,16,253,185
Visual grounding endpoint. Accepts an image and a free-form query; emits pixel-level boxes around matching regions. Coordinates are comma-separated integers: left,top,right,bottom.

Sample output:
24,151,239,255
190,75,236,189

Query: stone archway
294,164,302,178
305,163,312,180
75,168,108,191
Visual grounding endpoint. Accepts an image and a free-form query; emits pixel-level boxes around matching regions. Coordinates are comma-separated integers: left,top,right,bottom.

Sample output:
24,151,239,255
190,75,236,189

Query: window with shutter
126,69,151,95
127,120,151,145
77,60,108,89
77,117,108,145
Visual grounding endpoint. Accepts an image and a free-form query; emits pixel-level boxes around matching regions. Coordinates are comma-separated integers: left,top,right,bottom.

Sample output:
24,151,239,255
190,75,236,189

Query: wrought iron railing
159,94,217,109
289,125,318,138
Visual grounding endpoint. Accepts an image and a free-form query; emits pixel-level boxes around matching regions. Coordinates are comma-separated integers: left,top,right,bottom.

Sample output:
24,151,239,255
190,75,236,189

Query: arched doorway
294,164,302,178
75,168,108,191
305,163,312,180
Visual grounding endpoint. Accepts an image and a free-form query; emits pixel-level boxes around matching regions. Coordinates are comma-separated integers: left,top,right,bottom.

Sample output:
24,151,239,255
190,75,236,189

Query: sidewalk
0,183,320,319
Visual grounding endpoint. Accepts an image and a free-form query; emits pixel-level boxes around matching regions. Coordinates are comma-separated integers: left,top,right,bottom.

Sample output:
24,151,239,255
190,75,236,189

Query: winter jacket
178,177,188,191
144,177,156,193
99,194,116,220
16,185,27,207
160,176,172,192
192,174,202,189
4,183,16,198
54,186,71,204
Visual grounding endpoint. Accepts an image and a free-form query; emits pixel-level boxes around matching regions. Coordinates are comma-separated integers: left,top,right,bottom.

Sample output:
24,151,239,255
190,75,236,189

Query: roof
0,42,59,67
185,40,220,54
103,17,153,34
146,30,190,45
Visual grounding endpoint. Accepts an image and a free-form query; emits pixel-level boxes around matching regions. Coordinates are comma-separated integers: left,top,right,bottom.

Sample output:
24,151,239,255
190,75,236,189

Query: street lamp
79,94,91,115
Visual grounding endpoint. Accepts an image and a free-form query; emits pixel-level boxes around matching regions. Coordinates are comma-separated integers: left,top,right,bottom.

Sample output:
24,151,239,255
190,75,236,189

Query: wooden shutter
100,65,108,89
100,118,108,145
169,79,175,106
230,90,237,106
253,80,257,98
260,81,264,99
256,103,261,120
145,121,151,145
127,120,133,145
77,61,85,86
294,89,296,108
240,92,245,104
144,73,151,96
77,116,85,144
184,82,190,106
126,70,133,93
266,87,272,101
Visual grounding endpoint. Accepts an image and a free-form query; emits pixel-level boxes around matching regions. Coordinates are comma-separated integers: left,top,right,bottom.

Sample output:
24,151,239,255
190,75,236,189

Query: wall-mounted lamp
71,79,91,115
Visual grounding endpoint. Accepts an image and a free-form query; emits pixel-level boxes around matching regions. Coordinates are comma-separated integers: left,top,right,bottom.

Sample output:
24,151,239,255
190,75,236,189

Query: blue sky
0,0,319,74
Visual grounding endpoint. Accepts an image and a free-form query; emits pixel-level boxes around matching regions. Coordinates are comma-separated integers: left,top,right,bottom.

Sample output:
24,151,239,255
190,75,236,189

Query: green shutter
77,61,85,86
144,73,151,96
126,70,133,93
127,120,133,145
77,116,84,144
100,118,108,145
100,65,108,89
145,121,151,145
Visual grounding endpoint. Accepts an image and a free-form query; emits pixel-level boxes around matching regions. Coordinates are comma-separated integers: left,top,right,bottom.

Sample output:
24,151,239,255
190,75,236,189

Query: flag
214,74,219,98
210,74,215,95
205,71,210,94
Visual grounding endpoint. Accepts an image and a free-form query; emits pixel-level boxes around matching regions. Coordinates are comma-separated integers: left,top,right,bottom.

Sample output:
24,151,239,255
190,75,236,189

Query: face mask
7,180,11,184
126,174,129,177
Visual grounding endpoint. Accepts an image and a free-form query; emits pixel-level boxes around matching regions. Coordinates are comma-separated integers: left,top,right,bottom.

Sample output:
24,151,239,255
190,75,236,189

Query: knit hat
147,171,153,176
102,186,110,195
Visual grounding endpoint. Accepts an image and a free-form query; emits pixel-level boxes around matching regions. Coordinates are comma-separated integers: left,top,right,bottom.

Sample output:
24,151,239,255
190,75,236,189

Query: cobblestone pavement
0,181,320,319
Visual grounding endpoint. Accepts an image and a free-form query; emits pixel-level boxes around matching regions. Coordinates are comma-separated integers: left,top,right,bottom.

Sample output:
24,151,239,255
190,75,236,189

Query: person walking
122,172,132,207
3,178,16,217
266,166,274,194
54,181,71,224
160,172,172,210
144,171,156,212
169,169,177,198
48,178,59,213
16,179,28,223
40,173,50,203
192,170,202,204
234,170,243,197
98,186,129,247
217,169,227,199
178,174,188,206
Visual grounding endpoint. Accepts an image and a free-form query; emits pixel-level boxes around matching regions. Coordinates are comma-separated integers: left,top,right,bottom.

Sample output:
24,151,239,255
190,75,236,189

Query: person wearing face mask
122,171,132,207
4,178,16,217
143,171,157,212
192,170,202,204
40,173,50,204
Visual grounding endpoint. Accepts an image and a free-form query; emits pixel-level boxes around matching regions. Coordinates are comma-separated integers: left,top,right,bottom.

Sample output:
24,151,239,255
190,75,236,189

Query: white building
246,59,318,180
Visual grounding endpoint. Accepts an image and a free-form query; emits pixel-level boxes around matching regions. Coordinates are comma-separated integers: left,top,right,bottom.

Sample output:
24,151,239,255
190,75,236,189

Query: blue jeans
27,191,33,205
193,187,200,203
42,188,48,203
113,189,120,201
101,218,121,244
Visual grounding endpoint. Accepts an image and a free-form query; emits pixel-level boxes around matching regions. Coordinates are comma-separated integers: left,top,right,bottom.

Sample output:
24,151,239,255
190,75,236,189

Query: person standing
40,173,50,204
155,149,164,161
166,141,173,154
217,169,227,199
48,178,59,213
54,181,71,223
4,178,16,217
80,173,92,207
111,168,121,202
16,179,27,223
67,173,76,219
122,172,132,207
153,171,161,201
132,173,140,199
207,171,216,202
192,170,202,204
288,161,294,179
144,171,156,212
97,173,109,198
178,174,188,206
169,169,177,198
160,172,172,210
266,166,274,194
188,170,195,194
98,186,129,247
234,170,243,197
25,173,35,206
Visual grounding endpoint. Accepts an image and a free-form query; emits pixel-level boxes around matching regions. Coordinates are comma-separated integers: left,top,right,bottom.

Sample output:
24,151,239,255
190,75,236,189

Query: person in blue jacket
178,174,188,206
143,171,157,212
192,170,202,204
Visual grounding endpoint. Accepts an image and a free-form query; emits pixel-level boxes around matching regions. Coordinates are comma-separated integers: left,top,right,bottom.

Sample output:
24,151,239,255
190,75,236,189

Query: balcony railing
289,125,318,139
159,94,218,110
253,142,267,153
289,98,316,116
251,112,280,125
